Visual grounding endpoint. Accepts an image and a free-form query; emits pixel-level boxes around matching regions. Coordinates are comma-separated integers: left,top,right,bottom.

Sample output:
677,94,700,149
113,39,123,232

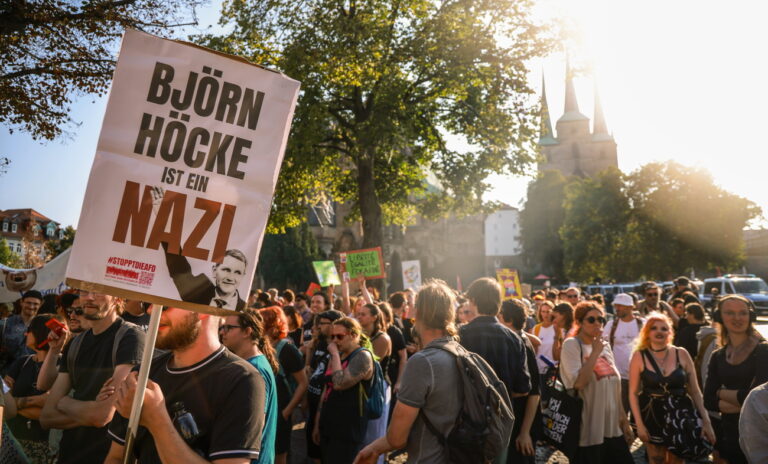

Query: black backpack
420,340,515,463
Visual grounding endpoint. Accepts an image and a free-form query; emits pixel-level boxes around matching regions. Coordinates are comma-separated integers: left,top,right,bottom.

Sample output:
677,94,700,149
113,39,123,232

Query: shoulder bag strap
636,317,643,332
67,332,86,387
609,319,619,348
642,349,665,378
112,322,132,369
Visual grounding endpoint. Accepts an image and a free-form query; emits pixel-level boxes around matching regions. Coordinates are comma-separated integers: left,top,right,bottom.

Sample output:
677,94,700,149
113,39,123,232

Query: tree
560,167,631,282
519,170,569,282
45,225,76,259
623,161,760,279
1,0,201,140
255,223,324,290
0,238,22,268
199,0,551,246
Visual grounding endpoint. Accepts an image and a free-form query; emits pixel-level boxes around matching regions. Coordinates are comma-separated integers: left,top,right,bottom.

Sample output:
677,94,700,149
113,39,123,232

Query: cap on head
613,293,634,307
318,310,344,322
22,290,43,302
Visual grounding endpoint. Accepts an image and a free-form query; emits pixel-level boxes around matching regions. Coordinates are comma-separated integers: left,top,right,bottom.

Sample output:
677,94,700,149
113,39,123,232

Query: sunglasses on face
646,293,659,297
650,326,670,332
584,316,607,325
218,324,241,333
66,307,84,316
566,294,578,298
330,333,348,341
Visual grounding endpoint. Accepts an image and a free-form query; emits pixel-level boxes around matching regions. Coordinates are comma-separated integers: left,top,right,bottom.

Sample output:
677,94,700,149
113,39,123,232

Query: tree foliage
45,225,75,259
255,223,324,291
1,0,201,140
519,170,569,282
198,0,551,246
552,162,761,282
0,238,22,268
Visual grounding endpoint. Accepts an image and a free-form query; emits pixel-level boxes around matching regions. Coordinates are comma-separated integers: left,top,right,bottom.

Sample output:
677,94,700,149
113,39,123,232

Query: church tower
538,61,618,177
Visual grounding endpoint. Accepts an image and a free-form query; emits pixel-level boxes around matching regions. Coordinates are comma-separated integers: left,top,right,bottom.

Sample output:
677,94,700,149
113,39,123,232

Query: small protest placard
312,261,341,287
496,268,523,300
402,260,421,291
340,247,385,280
65,29,301,315
306,282,322,296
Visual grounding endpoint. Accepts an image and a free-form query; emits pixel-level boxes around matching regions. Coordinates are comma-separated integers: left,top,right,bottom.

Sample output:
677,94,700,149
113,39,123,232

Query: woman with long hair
552,302,575,362
704,295,768,464
559,301,634,464
260,306,309,464
282,305,303,347
629,312,715,463
532,300,557,374
356,304,391,463
313,317,374,463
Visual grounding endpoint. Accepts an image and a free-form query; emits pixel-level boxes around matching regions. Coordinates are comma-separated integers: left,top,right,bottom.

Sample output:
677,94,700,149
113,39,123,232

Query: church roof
557,58,589,124
539,76,559,146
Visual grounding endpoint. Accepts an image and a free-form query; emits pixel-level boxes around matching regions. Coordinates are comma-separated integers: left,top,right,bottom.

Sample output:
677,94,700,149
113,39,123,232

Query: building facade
0,209,66,262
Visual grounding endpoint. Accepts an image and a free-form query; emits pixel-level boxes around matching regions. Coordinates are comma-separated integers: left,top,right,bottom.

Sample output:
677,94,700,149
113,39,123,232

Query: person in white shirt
532,300,557,375
602,293,645,416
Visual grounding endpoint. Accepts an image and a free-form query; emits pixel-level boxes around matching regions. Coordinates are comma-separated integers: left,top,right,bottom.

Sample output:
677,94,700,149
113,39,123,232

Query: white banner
402,260,422,291
0,249,71,303
66,29,301,314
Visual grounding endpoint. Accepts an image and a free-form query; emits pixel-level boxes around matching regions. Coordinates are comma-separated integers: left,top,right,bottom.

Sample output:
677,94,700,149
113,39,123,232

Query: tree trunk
357,152,383,250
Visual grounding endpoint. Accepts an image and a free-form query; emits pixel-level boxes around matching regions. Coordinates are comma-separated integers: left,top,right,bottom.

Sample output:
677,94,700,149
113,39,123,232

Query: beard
83,302,111,321
156,312,200,350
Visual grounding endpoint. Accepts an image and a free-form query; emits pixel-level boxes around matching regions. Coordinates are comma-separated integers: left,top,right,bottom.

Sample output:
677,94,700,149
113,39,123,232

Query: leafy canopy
1,0,202,140
198,0,551,239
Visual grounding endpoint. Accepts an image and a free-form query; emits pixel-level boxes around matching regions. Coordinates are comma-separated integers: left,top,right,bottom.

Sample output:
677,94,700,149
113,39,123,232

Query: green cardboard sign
312,261,341,286
342,247,385,279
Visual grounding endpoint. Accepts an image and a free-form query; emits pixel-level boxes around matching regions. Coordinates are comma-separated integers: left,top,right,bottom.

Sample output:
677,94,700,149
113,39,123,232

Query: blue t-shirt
248,354,277,464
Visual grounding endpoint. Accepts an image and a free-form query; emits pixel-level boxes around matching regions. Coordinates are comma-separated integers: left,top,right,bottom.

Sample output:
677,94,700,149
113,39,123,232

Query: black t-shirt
307,340,329,398
58,318,145,464
121,312,151,331
386,325,406,385
7,354,48,441
276,340,304,407
109,346,266,463
288,328,302,347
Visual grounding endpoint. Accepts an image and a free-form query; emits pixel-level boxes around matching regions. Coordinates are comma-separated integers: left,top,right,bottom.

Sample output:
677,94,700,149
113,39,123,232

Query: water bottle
170,402,200,443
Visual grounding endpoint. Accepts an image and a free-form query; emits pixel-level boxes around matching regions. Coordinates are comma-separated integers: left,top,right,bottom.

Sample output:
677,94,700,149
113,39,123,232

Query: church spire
564,57,580,113
592,82,613,141
539,75,558,146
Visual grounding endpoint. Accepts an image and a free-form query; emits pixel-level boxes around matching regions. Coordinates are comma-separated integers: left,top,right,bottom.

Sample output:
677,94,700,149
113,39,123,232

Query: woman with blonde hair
629,312,714,463
532,300,557,375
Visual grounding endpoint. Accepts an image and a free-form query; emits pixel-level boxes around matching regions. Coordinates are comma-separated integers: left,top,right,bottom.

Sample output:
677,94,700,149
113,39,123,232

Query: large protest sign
340,247,385,280
312,261,341,287
402,260,421,291
66,29,301,315
496,268,523,300
0,249,71,303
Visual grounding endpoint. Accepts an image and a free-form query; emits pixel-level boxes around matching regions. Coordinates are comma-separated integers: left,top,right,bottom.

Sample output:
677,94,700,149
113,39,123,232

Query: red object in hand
37,318,67,349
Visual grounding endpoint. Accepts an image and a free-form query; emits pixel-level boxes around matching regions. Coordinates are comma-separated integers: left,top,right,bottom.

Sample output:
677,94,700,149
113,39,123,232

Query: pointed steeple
539,75,558,146
592,83,613,141
557,56,589,125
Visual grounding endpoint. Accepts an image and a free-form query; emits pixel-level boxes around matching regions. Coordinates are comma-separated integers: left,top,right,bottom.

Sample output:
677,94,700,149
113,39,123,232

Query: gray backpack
419,340,515,463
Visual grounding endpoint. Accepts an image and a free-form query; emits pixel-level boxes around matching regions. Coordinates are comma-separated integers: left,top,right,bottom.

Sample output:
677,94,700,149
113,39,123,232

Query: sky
2,0,768,227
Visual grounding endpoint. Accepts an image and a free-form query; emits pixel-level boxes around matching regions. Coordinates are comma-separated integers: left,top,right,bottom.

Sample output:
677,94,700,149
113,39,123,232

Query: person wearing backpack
313,317,374,463
355,279,513,464
259,306,308,464
459,277,531,464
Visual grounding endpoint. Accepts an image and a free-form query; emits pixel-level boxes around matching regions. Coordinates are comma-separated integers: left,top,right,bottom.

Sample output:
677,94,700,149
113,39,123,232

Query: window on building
11,224,17,233
2,222,6,232
59,229,64,240
47,226,55,237
16,244,21,253
34,226,39,236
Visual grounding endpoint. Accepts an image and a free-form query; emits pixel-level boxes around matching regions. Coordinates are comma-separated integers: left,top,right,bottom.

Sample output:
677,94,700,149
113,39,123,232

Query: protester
559,301,633,464
260,306,308,464
0,290,42,374
121,300,151,331
40,291,145,464
628,312,715,463
282,305,304,346
36,295,83,392
704,295,768,464
302,292,331,348
282,289,295,306
305,309,344,463
57,292,85,335
499,299,541,464
563,287,581,306
357,303,392,462
532,300,557,375
220,308,278,464
103,305,267,463
295,293,312,324
676,302,708,359
354,279,461,463
637,282,678,326
552,302,575,361
5,314,59,463
739,380,768,464
313,317,374,463
459,277,530,463
377,303,407,395
602,293,644,415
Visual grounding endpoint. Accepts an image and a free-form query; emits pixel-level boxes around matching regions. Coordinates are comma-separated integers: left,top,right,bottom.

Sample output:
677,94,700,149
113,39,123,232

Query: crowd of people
0,275,766,464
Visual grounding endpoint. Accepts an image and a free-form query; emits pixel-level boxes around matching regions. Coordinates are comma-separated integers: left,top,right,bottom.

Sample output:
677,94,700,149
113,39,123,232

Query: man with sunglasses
0,290,43,375
40,291,145,464
105,306,267,464
562,287,581,305
636,282,678,326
